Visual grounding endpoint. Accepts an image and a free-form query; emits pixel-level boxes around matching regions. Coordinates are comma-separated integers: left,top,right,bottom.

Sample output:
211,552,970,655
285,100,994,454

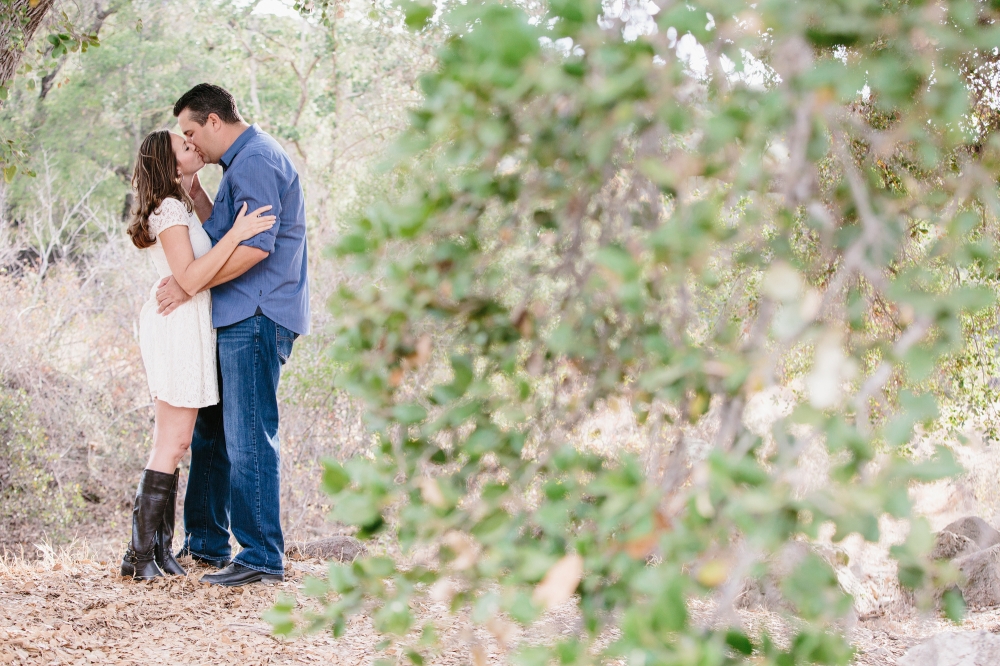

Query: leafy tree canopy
265,0,1000,663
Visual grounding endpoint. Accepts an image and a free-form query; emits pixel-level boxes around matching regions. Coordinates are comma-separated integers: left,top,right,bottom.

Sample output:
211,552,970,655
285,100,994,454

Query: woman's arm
154,246,269,315
159,202,275,297
186,173,213,223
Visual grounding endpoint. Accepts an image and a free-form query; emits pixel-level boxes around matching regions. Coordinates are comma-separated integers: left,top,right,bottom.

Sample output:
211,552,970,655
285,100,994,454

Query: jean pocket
276,324,298,365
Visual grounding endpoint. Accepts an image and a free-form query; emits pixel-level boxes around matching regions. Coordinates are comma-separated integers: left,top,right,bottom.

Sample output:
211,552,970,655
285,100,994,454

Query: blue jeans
182,314,297,575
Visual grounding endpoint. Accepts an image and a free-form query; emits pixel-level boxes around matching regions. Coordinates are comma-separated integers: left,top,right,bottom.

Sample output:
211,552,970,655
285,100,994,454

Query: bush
0,385,78,543
267,0,1000,663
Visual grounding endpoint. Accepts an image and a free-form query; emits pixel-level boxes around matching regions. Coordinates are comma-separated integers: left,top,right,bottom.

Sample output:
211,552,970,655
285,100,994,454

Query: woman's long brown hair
127,130,193,249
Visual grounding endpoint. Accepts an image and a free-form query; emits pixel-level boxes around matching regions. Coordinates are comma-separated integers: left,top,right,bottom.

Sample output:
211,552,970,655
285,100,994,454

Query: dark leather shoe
201,563,283,587
175,546,231,569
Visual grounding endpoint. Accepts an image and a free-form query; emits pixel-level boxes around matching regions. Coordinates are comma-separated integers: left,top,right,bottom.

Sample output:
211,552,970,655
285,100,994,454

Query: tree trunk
0,0,58,90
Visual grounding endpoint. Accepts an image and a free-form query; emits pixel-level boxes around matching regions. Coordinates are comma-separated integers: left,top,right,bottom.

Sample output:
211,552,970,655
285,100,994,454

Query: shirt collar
219,124,260,171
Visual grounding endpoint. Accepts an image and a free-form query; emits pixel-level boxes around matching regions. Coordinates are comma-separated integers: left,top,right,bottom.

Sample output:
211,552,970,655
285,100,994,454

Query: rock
813,542,850,568
939,517,1000,551
737,540,908,618
285,536,366,562
737,542,853,611
932,530,978,561
835,565,880,618
898,630,1000,666
955,544,1000,608
737,574,784,610
737,542,808,611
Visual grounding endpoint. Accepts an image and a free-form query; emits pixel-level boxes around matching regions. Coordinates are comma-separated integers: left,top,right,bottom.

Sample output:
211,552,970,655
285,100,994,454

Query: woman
122,129,275,580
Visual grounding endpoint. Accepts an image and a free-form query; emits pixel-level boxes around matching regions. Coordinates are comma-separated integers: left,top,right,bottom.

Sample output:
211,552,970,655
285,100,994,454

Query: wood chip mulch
6,551,1000,665
0,555,502,665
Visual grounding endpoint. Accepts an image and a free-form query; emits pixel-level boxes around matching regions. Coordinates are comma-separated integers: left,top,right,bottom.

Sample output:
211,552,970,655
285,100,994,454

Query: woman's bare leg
147,400,198,473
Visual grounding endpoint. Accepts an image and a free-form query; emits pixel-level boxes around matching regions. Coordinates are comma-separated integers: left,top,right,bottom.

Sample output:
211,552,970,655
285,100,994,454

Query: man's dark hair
173,83,243,125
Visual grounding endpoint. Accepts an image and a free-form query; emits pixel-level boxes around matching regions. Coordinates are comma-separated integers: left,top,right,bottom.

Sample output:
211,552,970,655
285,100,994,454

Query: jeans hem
184,544,232,565
232,556,284,576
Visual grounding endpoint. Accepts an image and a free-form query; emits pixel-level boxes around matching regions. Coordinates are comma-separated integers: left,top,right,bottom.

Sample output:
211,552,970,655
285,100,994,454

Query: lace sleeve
148,198,190,238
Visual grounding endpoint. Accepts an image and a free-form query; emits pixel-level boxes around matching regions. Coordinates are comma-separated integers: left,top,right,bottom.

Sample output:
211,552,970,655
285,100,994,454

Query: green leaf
327,563,358,593
652,575,687,632
321,458,350,494
548,0,597,25
901,446,962,483
302,575,329,598
595,245,640,281
401,1,433,30
904,345,937,383
546,323,576,355
263,594,297,635
725,629,754,655
374,597,412,635
506,591,538,624
337,233,369,255
262,608,294,636
392,403,427,424
331,492,382,529
942,587,966,623
362,556,396,578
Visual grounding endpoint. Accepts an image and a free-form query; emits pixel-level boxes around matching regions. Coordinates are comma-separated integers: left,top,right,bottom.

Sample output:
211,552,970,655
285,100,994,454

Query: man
156,83,310,586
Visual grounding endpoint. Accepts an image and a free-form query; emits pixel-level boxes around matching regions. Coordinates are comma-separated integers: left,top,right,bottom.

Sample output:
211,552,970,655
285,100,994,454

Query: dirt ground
1,547,998,666
0,555,387,666
0,544,585,666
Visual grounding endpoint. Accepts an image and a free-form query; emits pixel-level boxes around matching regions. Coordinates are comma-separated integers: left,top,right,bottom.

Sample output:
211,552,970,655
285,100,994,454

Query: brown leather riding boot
154,469,187,576
120,469,173,580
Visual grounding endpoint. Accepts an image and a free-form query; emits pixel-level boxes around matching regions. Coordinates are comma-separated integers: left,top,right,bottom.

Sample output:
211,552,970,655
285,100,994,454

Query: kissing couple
121,83,310,586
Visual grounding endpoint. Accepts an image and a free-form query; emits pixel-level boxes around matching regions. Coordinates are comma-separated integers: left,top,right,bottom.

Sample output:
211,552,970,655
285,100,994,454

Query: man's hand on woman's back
156,276,191,315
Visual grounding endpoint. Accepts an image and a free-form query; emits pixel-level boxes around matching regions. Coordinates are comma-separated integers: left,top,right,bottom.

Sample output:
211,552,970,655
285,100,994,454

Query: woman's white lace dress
138,197,218,408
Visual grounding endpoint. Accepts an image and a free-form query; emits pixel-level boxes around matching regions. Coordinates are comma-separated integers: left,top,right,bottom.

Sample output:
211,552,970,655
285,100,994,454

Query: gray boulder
954,543,1000,608
738,574,784,610
285,536,366,562
939,517,1000,551
898,630,1000,666
737,542,869,613
931,530,978,561
737,542,810,611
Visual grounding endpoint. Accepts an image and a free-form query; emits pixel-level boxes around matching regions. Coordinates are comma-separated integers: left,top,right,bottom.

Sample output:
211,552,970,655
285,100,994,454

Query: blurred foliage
261,0,1000,663
0,385,78,537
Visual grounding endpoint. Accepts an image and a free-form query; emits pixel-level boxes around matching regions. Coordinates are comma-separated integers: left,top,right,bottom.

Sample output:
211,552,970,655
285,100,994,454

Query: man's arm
156,246,268,315
159,155,281,315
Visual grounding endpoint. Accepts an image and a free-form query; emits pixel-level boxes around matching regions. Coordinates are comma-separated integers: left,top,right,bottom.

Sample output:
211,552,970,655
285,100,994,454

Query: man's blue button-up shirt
203,124,310,335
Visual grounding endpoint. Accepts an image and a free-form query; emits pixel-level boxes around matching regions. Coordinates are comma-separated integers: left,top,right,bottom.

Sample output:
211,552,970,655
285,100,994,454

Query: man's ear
207,113,222,131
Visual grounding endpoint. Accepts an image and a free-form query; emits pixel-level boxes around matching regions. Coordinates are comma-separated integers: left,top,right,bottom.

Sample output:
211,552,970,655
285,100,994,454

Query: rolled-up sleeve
229,156,283,254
